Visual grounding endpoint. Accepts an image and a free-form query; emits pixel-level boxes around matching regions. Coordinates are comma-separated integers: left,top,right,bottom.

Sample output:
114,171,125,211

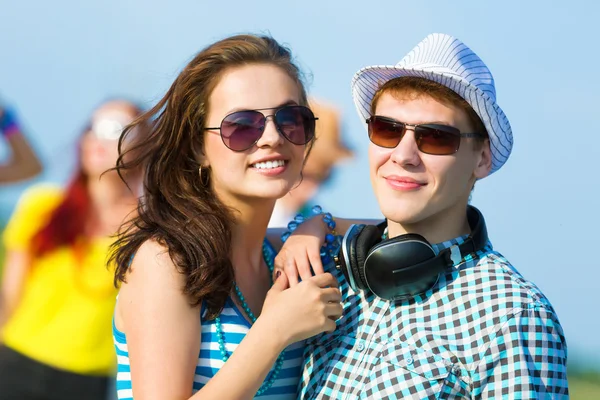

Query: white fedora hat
351,33,513,174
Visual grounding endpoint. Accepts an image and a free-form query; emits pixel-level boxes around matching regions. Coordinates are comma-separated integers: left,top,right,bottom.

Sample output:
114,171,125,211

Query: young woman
0,99,144,400
110,34,343,400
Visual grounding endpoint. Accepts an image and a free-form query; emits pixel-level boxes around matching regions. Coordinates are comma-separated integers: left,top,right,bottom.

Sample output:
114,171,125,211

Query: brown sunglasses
367,116,485,155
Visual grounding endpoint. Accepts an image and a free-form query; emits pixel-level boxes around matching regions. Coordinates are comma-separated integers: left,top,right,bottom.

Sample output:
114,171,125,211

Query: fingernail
275,271,281,279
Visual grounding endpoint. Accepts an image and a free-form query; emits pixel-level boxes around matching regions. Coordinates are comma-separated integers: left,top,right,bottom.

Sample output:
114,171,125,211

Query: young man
291,33,568,398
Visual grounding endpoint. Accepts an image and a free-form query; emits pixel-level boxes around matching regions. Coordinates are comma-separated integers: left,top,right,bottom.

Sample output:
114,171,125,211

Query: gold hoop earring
199,166,210,186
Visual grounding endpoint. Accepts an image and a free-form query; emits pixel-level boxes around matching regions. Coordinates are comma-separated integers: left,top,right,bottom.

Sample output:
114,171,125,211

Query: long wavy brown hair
110,34,311,319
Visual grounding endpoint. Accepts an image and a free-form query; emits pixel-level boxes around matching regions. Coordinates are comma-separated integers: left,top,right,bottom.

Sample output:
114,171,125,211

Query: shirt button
356,340,365,351
406,357,413,365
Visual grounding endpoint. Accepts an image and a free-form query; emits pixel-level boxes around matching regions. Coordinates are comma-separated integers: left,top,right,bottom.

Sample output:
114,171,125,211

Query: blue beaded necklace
214,242,285,397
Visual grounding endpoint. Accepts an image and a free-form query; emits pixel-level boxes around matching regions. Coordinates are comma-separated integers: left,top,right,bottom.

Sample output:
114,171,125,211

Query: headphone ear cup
352,225,383,290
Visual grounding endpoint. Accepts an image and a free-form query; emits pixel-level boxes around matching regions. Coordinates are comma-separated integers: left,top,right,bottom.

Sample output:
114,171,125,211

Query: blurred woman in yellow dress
0,99,144,400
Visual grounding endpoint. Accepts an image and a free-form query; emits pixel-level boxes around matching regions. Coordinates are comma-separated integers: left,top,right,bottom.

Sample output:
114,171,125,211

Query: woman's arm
267,217,379,254
0,107,43,184
0,250,32,330
116,240,201,399
272,215,383,285
117,239,342,400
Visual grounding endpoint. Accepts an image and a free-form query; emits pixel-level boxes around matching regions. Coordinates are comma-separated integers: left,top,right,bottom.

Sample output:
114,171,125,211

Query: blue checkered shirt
298,236,568,399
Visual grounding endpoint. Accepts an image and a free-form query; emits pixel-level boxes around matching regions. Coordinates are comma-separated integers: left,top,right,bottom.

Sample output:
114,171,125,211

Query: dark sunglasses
204,105,317,152
366,116,485,155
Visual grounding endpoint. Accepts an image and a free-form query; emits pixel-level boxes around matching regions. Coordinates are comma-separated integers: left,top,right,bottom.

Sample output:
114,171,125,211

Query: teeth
253,160,285,169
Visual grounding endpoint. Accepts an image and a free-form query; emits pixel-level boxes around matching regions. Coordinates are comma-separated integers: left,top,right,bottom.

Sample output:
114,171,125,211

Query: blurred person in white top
268,99,353,227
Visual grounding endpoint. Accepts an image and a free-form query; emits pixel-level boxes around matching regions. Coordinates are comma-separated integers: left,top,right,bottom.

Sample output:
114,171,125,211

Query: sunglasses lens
220,111,265,151
416,125,460,155
275,106,315,145
368,117,404,148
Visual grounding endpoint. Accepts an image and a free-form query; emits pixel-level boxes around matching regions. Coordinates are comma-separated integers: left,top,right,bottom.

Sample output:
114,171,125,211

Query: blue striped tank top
112,239,305,399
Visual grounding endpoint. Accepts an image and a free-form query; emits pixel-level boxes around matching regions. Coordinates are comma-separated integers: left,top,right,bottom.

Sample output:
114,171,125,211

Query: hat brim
351,65,513,174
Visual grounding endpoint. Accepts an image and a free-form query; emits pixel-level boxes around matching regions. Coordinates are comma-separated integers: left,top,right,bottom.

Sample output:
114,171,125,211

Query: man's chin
378,197,430,223
382,209,431,227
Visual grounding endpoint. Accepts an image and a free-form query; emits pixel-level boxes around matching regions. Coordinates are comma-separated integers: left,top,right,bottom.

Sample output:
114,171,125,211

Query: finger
283,259,299,287
309,272,339,288
273,251,287,273
325,302,344,319
323,319,337,333
270,270,289,291
272,268,282,282
321,287,342,303
307,247,324,275
296,250,314,282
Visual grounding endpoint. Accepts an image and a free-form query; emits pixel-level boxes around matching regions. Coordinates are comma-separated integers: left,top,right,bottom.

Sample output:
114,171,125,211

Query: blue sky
1,0,599,368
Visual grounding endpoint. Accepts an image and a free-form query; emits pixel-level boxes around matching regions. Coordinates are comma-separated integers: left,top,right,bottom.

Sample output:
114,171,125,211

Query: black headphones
334,206,488,301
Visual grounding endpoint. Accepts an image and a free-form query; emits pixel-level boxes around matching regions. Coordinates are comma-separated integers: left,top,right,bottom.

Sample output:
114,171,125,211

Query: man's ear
474,139,492,179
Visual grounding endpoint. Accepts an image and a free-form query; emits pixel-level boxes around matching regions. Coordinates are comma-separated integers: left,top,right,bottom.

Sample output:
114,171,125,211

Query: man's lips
384,175,426,190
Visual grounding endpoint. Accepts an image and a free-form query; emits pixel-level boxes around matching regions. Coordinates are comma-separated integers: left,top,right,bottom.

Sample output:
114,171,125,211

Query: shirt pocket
362,342,453,399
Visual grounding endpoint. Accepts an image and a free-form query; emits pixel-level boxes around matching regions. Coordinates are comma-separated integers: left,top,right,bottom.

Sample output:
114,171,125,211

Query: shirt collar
431,234,470,255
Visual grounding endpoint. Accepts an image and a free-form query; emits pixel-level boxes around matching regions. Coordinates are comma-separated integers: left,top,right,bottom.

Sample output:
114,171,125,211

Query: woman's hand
258,272,342,347
272,216,383,286
273,216,330,286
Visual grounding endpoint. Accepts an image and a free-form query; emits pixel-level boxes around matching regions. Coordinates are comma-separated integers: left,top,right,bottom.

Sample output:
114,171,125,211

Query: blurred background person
0,99,144,400
0,100,43,184
269,98,353,227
